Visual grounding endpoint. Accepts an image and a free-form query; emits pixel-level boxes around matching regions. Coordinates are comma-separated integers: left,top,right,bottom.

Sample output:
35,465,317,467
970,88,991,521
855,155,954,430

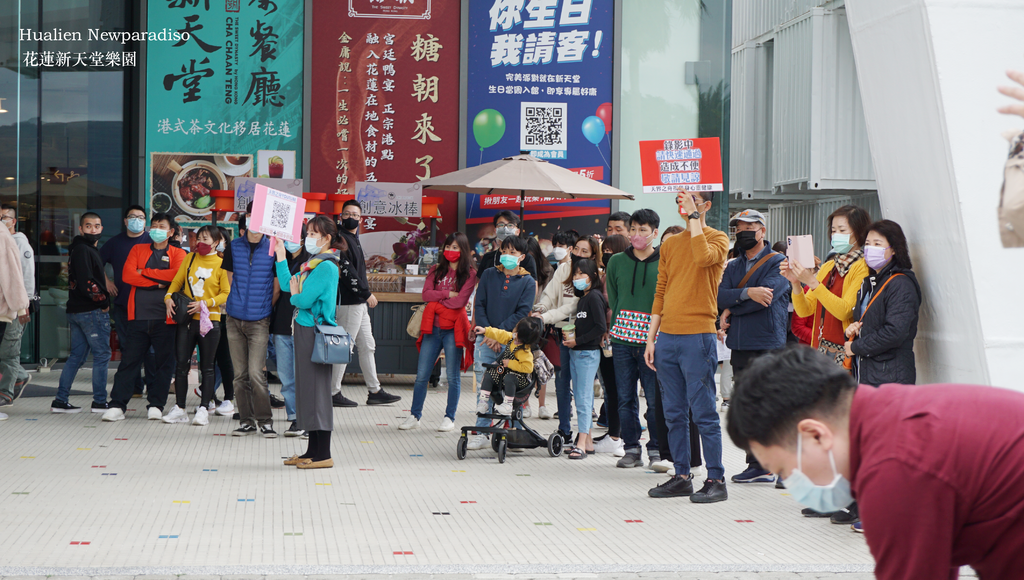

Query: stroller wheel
456,436,467,460
491,434,502,453
497,439,507,463
548,433,563,457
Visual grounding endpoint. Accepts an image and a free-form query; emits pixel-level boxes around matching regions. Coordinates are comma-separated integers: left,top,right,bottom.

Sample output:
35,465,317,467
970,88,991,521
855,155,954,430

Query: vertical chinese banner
309,1,460,269
146,0,304,229
464,0,615,249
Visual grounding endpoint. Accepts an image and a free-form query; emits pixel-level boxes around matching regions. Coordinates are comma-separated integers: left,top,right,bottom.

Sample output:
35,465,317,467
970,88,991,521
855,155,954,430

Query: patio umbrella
416,154,634,220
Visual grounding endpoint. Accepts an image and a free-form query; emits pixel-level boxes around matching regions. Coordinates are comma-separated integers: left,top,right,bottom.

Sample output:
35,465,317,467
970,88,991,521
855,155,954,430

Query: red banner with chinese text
310,2,460,264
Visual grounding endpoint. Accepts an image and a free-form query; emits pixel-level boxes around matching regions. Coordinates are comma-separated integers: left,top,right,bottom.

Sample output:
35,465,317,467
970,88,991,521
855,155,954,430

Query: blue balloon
581,115,606,145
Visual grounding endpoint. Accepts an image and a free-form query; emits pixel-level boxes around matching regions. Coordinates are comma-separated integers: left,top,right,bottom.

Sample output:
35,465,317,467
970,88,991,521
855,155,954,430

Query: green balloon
473,109,506,151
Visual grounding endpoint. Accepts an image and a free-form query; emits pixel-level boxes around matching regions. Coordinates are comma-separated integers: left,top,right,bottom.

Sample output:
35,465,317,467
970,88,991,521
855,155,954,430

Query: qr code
269,199,290,230
520,102,567,151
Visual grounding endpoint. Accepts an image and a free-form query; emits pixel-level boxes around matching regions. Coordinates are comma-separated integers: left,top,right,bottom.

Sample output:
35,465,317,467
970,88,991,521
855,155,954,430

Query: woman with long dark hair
525,236,554,290
277,216,347,469
844,220,921,386
162,225,230,425
400,232,478,432
562,257,607,459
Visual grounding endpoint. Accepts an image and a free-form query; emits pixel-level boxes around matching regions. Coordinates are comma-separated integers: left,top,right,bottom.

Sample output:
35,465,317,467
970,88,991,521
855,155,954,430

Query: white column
844,0,1024,387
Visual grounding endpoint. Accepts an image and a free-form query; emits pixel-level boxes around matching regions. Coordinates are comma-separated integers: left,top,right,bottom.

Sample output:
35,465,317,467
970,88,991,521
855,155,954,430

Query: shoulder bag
170,253,197,325
736,252,780,289
407,304,426,338
312,314,353,365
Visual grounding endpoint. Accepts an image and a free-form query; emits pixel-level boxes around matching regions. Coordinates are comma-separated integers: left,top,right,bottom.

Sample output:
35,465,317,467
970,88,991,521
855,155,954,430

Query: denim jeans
654,332,724,481
473,335,502,428
112,304,155,394
612,343,660,457
555,341,573,435
569,349,600,435
273,334,296,421
410,327,462,421
109,318,176,411
226,315,272,428
0,318,29,399
57,309,112,404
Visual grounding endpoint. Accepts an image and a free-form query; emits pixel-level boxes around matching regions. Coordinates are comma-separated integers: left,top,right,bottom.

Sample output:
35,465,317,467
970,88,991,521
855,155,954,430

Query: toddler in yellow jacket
473,317,542,416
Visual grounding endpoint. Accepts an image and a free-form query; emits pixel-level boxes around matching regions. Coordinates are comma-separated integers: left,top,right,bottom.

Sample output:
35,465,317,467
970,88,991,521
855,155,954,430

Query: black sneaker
260,424,277,438
367,389,401,406
0,394,11,407
12,377,29,401
830,502,859,525
284,421,305,438
648,475,694,498
690,479,728,503
91,401,110,413
801,507,837,518
269,393,286,409
776,476,786,489
266,371,282,385
332,392,358,408
731,465,775,483
232,412,240,420
50,399,82,414
232,424,258,437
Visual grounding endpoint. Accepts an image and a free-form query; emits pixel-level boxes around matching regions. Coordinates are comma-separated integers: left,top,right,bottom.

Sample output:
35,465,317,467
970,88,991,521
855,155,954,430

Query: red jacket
123,243,186,322
417,301,474,372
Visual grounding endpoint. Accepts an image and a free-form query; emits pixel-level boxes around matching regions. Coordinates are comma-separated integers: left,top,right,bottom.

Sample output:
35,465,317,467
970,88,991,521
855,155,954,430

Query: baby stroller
456,363,564,463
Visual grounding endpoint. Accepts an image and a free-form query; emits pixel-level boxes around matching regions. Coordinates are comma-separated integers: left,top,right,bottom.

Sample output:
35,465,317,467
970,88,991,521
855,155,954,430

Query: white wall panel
773,15,813,186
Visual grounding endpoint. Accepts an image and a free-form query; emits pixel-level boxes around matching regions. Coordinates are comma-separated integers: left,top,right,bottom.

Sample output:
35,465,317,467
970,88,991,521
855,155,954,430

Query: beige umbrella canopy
417,154,634,219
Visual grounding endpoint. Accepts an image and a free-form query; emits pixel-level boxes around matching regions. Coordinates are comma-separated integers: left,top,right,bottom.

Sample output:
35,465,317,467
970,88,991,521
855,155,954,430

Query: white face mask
551,247,568,261
783,433,854,514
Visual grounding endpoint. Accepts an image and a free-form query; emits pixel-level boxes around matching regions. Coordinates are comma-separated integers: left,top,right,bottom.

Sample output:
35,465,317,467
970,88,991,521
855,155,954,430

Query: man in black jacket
330,200,402,407
53,213,112,414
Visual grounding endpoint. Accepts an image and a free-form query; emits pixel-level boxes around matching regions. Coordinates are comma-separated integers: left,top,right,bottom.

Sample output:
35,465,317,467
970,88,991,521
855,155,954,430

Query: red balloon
595,102,612,133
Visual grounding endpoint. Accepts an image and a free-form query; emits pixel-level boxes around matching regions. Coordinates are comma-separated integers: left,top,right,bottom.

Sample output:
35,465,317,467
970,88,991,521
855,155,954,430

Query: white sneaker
192,406,210,426
398,416,420,430
215,400,234,416
521,404,532,418
613,445,626,457
102,407,125,422
438,417,455,432
538,405,552,420
467,433,488,450
476,392,491,415
593,436,624,454
162,405,189,424
651,459,673,473
0,412,8,421
207,400,216,411
493,401,513,415
691,465,706,480
147,407,162,421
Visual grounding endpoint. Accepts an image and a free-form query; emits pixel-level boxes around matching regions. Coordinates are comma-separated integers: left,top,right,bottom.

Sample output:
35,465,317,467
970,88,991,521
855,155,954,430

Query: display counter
343,277,427,377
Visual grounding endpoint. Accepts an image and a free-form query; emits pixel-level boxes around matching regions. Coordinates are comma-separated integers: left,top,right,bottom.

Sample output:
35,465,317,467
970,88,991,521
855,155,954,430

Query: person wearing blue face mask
467,235,536,451
728,346,1024,578
562,257,607,460
782,205,872,369
99,205,154,399
844,220,921,387
269,232,309,437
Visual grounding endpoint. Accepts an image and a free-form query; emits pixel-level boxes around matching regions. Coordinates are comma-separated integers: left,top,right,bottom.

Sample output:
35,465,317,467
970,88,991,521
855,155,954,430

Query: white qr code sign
252,184,306,242
521,102,567,159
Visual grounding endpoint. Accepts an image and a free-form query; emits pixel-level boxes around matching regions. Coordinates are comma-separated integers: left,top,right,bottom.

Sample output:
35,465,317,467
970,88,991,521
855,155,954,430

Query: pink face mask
630,232,655,250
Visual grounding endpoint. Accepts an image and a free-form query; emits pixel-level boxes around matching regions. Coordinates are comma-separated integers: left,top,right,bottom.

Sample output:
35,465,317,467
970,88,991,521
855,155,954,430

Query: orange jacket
123,243,186,322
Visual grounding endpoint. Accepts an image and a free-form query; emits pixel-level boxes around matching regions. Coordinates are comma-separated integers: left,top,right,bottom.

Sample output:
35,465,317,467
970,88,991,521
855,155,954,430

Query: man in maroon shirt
727,346,1024,580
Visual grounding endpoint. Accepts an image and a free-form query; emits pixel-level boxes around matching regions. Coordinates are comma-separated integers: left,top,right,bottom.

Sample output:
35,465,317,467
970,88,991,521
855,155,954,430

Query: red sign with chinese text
638,138,723,193
310,2,460,242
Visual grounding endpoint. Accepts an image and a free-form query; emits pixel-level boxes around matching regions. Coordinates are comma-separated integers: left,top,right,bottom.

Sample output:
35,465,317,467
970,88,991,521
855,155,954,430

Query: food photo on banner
150,152,253,232
145,0,304,230
309,0,460,266
464,0,615,249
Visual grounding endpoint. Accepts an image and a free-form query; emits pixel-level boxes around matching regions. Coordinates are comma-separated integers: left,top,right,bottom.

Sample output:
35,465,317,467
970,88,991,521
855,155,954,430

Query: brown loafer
283,455,309,466
296,458,334,469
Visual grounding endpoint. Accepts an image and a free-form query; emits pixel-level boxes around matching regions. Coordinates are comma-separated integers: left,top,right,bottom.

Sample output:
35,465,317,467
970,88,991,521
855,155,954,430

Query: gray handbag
311,317,352,365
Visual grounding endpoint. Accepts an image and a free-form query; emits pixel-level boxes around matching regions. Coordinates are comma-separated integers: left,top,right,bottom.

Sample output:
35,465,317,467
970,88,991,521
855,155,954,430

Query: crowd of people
0,194,923,503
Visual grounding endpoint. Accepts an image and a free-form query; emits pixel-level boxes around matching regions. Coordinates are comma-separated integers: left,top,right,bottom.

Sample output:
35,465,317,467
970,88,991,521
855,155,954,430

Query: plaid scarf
832,249,864,277
295,250,339,294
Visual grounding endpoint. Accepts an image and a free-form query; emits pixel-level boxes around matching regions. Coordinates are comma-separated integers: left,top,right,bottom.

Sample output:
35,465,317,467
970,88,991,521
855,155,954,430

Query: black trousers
732,349,774,468
109,319,176,411
215,318,234,400
597,353,620,438
175,319,221,410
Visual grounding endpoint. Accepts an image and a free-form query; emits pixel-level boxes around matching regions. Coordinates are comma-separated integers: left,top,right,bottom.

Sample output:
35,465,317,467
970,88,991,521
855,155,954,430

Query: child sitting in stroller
473,317,543,416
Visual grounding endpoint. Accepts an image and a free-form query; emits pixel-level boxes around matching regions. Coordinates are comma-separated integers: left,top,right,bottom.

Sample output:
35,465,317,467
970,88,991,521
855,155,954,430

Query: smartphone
787,235,814,270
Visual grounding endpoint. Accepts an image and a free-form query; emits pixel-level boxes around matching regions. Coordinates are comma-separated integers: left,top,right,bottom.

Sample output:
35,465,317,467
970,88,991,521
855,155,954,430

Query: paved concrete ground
1,366,889,578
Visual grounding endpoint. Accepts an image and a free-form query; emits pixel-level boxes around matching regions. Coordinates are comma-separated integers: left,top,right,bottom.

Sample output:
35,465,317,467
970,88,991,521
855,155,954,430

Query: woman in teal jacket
275,215,344,469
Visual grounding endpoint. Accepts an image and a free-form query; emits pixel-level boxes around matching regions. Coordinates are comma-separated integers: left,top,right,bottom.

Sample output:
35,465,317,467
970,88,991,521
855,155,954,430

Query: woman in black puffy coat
844,220,921,386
